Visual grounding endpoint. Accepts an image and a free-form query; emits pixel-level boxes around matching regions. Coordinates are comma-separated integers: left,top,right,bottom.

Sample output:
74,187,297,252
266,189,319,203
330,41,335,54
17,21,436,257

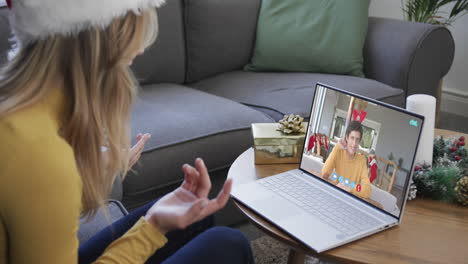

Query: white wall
369,1,468,117
0,1,5,7
369,0,403,19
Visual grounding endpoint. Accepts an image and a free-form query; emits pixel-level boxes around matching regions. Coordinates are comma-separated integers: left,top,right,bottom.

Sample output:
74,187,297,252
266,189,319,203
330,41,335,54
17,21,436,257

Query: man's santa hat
6,0,166,46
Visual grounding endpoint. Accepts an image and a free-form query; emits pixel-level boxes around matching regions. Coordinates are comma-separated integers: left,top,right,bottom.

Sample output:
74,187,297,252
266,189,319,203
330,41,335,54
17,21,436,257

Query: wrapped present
252,123,307,164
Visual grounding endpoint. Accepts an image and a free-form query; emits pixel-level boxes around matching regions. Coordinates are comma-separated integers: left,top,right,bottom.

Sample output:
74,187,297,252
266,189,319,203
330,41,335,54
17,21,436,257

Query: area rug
250,235,321,264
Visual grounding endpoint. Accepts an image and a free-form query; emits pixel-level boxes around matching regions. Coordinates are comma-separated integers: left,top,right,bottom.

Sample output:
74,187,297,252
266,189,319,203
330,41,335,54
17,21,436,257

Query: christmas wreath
409,135,468,205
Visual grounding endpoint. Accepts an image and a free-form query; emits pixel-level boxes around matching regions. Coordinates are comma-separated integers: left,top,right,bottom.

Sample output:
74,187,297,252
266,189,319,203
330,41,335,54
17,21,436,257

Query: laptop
231,83,424,253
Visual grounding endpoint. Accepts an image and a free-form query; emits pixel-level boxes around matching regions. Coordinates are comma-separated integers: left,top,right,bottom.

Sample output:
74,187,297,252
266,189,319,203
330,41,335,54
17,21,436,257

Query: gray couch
0,0,454,237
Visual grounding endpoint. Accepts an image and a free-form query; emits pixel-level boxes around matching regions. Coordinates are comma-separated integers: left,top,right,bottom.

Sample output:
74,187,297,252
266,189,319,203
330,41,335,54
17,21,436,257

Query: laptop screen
300,83,424,218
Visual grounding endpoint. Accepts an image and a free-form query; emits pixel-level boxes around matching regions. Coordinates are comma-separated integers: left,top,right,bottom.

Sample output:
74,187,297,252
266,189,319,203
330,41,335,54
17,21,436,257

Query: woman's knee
160,226,253,264
203,226,251,253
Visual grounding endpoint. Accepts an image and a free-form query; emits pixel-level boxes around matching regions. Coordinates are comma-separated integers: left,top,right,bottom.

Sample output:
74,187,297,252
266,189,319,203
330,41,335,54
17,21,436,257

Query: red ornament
451,146,457,152
455,155,461,161
6,0,12,9
414,165,421,171
461,141,466,146
460,136,465,142
455,140,459,146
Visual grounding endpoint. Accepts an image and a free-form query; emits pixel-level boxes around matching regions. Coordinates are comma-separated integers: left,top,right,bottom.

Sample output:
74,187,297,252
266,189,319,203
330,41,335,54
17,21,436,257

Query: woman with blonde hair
0,0,254,263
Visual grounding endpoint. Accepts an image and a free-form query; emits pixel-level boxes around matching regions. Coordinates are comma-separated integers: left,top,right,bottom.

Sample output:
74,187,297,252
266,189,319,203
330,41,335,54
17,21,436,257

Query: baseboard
441,87,468,118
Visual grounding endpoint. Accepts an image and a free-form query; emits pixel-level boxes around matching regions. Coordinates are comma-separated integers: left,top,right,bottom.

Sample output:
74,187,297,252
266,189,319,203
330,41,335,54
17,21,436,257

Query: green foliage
433,136,467,168
433,136,446,159
413,136,467,203
414,166,461,201
402,0,468,26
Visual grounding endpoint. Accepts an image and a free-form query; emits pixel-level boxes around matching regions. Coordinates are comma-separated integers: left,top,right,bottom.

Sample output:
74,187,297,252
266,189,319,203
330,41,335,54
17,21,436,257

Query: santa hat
6,0,166,46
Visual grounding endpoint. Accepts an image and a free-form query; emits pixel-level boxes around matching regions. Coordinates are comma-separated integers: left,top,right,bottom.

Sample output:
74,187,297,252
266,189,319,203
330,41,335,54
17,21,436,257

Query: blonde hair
0,9,158,217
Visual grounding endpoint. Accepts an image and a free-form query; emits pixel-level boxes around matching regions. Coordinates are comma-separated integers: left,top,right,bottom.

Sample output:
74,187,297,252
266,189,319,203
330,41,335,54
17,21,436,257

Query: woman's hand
128,133,151,171
145,158,232,234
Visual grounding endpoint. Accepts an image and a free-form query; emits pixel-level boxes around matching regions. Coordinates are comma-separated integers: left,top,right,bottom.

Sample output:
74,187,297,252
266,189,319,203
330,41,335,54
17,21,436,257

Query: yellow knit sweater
321,146,371,199
0,88,167,263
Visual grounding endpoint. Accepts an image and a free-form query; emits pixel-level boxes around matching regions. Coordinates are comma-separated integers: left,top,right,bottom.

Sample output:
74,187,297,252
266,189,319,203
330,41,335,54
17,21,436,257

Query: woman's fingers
198,178,233,218
127,133,151,171
194,158,211,198
181,164,200,193
181,158,213,198
214,178,232,207
130,133,151,157
150,177,230,232
128,153,141,168
181,164,194,191
140,134,150,147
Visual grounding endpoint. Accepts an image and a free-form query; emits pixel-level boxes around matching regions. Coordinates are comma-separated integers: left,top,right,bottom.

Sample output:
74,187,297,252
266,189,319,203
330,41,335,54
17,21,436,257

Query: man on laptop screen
301,85,423,217
321,120,371,199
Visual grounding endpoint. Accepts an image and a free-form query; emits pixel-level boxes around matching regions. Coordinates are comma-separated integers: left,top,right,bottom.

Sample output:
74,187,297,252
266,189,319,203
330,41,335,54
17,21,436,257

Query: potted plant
402,0,468,26
401,0,468,125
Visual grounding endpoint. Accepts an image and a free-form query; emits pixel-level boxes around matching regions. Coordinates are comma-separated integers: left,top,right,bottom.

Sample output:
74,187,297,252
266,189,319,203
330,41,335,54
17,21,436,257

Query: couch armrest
110,174,124,201
364,17,455,103
78,200,128,245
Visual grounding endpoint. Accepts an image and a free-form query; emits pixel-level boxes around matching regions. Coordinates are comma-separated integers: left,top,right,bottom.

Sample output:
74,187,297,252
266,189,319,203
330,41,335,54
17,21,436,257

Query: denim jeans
78,199,254,264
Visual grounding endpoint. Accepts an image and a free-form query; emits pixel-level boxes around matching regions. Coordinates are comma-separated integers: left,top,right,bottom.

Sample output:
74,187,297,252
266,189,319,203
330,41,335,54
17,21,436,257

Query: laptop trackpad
250,195,302,221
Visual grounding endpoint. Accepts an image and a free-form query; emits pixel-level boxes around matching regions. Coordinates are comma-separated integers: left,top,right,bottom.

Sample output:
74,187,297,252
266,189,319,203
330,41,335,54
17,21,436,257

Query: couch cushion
191,71,405,121
131,0,186,84
123,84,273,208
184,0,261,83
245,0,369,77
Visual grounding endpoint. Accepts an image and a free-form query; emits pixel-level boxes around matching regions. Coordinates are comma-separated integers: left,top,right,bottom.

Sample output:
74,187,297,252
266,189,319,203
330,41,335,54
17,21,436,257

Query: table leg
287,248,306,264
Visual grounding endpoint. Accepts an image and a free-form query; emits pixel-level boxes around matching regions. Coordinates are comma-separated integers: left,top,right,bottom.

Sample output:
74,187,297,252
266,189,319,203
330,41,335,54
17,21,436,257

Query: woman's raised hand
128,133,151,171
144,158,233,234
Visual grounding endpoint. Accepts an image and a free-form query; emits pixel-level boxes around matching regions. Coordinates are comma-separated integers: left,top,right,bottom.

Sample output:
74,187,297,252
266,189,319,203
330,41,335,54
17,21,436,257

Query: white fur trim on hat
8,0,166,45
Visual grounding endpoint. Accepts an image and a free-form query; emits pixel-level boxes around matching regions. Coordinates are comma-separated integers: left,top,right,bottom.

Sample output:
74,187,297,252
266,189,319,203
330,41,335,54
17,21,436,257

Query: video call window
301,85,422,217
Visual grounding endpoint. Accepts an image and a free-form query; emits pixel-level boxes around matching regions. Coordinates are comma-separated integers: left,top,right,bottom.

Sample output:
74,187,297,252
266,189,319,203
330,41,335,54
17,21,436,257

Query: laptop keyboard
258,173,382,236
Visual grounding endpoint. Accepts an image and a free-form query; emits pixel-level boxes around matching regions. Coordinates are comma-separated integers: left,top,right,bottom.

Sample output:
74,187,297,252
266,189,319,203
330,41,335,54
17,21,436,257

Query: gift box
252,123,307,164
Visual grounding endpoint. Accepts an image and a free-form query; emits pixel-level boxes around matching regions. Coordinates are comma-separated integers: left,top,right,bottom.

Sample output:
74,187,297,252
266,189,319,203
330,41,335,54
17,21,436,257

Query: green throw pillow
245,0,370,77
